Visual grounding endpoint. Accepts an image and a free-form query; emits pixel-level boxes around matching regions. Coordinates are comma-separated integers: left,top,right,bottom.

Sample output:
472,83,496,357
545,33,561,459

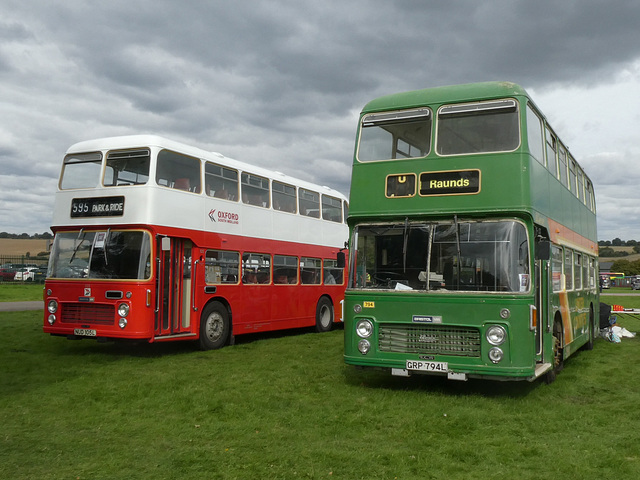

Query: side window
545,126,557,176
273,255,298,284
301,257,321,284
323,259,344,285
574,253,582,290
576,168,585,203
551,245,563,292
272,181,297,213
156,150,202,193
299,189,320,218
585,180,594,212
322,195,343,222
557,144,568,188
205,250,239,284
205,162,238,201
343,202,349,224
241,173,270,207
564,248,573,291
568,157,577,195
242,253,271,284
526,105,545,166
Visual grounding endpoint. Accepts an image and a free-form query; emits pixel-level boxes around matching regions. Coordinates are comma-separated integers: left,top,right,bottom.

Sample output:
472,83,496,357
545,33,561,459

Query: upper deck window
241,173,270,207
437,99,519,155
60,152,103,190
104,149,150,186
322,195,343,223
156,150,202,193
299,188,320,218
205,162,238,201
357,108,431,162
272,181,296,213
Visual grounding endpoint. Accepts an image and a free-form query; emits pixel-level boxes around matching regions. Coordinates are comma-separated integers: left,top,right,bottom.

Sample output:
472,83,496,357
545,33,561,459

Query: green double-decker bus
344,82,598,383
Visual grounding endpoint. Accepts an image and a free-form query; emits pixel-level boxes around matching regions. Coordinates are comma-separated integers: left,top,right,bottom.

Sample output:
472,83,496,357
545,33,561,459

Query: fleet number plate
406,360,448,372
74,328,97,337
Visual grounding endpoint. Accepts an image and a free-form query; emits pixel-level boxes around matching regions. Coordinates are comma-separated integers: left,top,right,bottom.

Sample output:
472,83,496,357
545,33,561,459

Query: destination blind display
71,196,125,217
420,170,480,196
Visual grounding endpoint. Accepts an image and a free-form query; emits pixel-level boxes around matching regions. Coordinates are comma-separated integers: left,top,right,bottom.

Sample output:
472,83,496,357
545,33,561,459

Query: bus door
534,237,550,363
155,237,194,337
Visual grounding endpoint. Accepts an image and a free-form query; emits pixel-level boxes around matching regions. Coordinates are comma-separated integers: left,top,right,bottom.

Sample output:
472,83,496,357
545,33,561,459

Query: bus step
533,362,552,379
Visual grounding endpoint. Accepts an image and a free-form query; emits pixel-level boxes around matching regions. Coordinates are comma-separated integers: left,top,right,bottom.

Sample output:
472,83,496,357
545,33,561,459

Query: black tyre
315,297,334,333
199,302,230,350
545,319,564,384
582,305,595,351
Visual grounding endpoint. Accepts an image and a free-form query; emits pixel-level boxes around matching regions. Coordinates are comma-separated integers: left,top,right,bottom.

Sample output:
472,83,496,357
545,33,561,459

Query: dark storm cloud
1,0,640,236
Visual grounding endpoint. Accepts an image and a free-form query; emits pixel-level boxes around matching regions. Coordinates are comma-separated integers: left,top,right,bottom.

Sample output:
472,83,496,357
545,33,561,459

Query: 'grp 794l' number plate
74,328,97,337
406,360,448,372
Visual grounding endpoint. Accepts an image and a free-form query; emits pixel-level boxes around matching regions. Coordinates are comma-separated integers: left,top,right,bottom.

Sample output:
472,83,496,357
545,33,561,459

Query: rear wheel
199,302,230,350
315,297,334,333
582,305,595,351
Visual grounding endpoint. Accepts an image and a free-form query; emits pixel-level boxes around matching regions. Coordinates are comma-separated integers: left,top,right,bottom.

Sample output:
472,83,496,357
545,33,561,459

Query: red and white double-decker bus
43,135,348,349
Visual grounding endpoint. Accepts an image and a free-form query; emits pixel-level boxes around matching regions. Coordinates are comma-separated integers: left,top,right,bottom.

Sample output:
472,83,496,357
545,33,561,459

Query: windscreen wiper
69,229,86,264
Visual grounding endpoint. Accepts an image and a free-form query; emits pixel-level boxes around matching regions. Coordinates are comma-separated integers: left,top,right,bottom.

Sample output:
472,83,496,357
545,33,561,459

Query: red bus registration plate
74,328,97,337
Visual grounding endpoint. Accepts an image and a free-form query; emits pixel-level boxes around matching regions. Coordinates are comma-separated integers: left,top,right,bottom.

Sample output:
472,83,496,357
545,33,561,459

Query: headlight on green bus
486,325,506,345
356,319,373,338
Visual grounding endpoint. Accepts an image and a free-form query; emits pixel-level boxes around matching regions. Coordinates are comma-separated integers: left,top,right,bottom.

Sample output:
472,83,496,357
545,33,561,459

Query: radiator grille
378,323,481,357
60,303,115,325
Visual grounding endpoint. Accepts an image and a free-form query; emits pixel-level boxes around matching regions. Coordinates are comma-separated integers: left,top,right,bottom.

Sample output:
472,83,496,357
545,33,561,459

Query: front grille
378,323,481,357
60,303,115,325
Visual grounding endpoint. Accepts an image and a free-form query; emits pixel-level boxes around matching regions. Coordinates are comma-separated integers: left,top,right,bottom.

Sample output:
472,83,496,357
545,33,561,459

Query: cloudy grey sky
1,0,639,240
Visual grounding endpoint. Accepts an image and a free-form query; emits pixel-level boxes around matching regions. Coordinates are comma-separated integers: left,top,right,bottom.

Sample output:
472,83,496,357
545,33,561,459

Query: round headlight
356,319,373,338
486,325,506,345
118,318,128,329
47,299,58,314
47,314,56,325
117,303,130,318
489,347,504,364
357,339,370,354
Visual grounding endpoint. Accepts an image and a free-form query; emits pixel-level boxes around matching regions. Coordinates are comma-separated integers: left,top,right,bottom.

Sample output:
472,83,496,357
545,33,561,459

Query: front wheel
545,319,564,384
315,297,334,333
199,302,230,350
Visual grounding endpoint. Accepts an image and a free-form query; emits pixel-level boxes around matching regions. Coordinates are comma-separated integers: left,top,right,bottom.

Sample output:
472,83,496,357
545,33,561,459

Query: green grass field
0,282,44,302
2,288,640,478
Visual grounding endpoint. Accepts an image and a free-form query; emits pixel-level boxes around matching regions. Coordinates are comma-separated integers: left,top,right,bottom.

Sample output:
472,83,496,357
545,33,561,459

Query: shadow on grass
340,358,592,398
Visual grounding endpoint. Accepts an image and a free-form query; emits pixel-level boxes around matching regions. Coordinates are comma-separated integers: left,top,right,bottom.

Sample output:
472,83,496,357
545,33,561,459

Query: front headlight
489,347,504,364
358,339,371,354
486,325,506,345
117,303,130,318
118,318,128,329
47,299,58,314
356,319,373,338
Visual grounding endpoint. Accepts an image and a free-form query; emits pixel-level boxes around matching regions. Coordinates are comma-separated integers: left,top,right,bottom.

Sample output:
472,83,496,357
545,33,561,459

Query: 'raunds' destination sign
70,196,125,217
420,170,480,196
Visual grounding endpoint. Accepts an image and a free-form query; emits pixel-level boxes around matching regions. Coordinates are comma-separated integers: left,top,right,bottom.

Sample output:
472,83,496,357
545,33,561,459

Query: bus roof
361,81,530,114
65,134,347,200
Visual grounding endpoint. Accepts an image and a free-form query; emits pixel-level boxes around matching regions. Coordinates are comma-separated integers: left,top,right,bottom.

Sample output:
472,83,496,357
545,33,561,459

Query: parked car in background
631,276,640,290
14,266,38,282
33,266,48,283
0,267,16,282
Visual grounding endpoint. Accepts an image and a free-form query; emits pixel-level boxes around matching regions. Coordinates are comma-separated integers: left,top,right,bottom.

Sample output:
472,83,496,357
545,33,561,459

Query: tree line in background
599,239,640,276
0,232,53,239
